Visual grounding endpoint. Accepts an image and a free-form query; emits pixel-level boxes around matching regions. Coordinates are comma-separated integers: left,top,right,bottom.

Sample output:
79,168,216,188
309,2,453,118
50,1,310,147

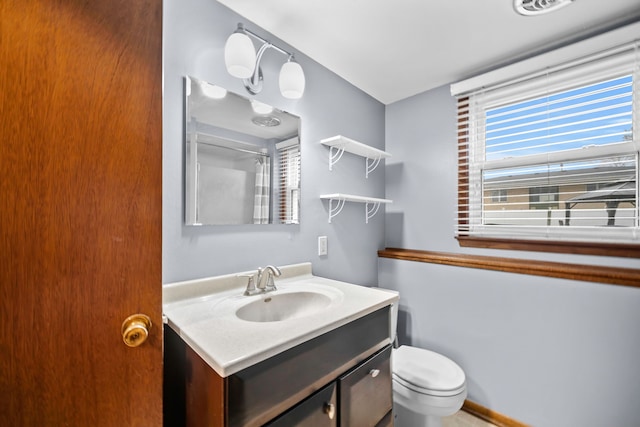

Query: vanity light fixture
200,83,227,99
250,100,274,115
224,23,306,99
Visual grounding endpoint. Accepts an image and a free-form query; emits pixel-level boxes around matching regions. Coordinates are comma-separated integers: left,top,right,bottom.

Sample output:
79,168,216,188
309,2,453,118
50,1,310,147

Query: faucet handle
238,274,258,296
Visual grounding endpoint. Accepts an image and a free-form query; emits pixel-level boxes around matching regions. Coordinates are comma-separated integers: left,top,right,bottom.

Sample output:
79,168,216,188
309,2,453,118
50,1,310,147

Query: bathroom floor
442,410,498,427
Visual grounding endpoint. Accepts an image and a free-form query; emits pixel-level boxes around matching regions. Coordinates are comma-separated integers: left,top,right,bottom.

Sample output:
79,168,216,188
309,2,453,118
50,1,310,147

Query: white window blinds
455,41,639,244
276,138,300,224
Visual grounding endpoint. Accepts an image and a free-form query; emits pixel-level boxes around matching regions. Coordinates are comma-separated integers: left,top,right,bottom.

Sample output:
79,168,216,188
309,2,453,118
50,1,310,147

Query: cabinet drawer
266,382,337,427
339,346,392,427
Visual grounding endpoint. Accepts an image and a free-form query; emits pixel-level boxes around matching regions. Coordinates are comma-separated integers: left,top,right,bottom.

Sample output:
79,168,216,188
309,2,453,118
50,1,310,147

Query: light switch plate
318,236,328,256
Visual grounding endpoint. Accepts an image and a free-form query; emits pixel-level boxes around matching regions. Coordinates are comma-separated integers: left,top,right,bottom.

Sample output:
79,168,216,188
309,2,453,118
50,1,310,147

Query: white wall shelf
320,193,392,224
320,135,391,178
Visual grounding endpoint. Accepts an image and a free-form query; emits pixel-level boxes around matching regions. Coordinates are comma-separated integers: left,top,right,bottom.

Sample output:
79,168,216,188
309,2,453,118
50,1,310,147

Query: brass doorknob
323,402,335,420
121,314,152,347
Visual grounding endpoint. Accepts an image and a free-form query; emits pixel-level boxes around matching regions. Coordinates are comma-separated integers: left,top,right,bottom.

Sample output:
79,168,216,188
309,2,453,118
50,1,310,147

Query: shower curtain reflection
253,156,271,224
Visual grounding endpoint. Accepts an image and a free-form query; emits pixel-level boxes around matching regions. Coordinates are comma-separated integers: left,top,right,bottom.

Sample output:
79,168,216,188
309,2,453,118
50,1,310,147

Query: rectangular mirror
185,76,301,225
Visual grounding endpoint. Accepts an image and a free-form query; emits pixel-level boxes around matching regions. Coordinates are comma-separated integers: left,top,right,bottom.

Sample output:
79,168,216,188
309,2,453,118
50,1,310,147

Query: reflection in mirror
185,76,301,225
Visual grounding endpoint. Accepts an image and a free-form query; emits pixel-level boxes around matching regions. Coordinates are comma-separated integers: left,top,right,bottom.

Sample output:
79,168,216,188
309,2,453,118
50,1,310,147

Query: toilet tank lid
393,345,466,392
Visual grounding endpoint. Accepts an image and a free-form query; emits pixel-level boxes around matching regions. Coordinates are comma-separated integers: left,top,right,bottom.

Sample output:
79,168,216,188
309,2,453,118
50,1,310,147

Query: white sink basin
163,262,398,377
235,291,332,322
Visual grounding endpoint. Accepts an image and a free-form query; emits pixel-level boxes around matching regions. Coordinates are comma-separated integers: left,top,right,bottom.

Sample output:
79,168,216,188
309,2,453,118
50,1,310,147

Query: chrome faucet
240,265,281,296
256,265,281,292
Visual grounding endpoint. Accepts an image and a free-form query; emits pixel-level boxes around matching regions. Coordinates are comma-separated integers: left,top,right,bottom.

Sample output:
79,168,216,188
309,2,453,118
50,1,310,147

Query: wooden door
0,1,163,425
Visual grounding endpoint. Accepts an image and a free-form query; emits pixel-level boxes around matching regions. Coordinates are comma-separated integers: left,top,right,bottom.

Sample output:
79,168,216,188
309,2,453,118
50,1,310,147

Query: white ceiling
217,0,640,105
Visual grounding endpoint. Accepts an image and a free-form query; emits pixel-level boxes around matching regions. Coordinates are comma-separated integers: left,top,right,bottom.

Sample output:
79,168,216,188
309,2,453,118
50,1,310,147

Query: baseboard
462,400,530,427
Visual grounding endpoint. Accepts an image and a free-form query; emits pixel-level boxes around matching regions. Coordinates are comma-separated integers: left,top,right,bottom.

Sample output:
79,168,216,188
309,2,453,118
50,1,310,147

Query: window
455,40,639,251
529,186,559,211
276,138,301,224
491,189,508,203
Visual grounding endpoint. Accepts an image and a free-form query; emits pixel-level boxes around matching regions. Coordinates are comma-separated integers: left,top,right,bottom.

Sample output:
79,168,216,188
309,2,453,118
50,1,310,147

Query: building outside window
490,189,508,203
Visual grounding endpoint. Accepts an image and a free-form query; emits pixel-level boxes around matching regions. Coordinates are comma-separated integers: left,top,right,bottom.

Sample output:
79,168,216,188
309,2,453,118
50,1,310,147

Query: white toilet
385,290,467,427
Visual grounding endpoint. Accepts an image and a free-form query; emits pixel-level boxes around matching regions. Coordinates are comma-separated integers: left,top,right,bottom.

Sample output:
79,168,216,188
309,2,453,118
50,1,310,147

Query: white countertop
163,263,398,377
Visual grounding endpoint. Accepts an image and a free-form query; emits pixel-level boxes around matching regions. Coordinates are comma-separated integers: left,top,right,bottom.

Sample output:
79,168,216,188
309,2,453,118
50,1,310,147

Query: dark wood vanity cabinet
164,307,393,427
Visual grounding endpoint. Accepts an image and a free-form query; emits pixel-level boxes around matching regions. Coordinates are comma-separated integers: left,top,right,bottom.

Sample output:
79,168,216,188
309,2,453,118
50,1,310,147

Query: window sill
378,247,640,288
457,235,640,258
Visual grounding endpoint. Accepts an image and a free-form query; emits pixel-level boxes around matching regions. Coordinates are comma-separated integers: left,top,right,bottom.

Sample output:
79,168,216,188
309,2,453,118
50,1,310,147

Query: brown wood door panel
0,1,163,425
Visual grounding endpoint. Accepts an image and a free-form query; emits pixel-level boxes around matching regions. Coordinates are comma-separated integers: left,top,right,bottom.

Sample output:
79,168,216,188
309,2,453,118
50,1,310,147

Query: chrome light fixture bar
224,23,306,99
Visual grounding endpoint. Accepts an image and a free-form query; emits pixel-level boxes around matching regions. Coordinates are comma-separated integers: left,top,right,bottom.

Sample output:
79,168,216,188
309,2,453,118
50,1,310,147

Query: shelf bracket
365,156,382,179
321,194,391,224
328,146,345,171
365,201,381,224
327,198,346,223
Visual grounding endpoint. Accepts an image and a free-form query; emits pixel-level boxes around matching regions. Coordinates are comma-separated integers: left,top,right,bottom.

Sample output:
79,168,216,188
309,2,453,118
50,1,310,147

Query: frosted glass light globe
279,61,305,99
224,32,256,79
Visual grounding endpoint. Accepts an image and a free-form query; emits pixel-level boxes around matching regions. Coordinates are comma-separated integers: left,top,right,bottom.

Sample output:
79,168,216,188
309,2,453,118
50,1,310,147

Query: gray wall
163,0,386,285
381,84,640,426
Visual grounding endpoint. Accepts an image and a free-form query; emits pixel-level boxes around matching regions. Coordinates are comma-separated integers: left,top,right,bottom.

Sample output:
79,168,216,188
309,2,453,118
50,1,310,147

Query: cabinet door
266,382,338,427
339,346,392,426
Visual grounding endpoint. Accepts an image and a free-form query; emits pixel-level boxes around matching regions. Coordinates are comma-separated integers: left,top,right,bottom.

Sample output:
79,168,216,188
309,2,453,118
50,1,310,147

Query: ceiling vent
514,0,575,16
252,115,281,127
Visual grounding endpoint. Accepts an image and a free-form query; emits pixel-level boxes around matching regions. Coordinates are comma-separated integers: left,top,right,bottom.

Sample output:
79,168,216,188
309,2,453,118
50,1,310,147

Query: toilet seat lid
393,346,466,393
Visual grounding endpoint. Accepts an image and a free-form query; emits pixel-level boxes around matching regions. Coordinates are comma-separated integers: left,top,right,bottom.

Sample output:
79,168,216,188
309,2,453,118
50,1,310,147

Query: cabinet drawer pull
323,402,336,419
369,369,380,378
